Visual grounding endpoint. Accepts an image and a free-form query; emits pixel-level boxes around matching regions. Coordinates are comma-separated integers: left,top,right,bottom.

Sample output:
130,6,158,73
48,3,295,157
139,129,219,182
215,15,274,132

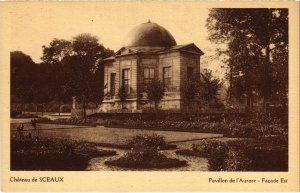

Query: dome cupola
123,20,177,48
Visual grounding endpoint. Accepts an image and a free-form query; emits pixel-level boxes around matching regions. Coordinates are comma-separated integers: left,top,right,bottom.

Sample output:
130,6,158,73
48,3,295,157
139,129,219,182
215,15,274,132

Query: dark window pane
143,67,155,91
122,68,130,94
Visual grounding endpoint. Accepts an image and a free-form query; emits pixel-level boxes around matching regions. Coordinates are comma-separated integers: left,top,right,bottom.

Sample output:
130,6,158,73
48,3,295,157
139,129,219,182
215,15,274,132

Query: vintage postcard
0,1,299,192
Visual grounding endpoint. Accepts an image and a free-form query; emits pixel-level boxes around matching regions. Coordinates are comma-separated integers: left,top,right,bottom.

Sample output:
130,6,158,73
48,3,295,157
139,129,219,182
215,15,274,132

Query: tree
41,33,114,119
146,79,164,112
41,39,72,65
66,34,113,119
40,39,73,113
10,51,37,113
199,70,223,107
183,76,200,112
206,9,288,110
118,84,128,112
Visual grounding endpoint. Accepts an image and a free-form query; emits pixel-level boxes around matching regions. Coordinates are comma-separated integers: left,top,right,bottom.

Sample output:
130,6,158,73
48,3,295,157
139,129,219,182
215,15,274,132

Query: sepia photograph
1,1,299,192
9,7,289,171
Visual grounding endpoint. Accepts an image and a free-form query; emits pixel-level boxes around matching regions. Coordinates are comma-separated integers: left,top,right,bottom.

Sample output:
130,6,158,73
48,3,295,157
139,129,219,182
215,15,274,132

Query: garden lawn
14,124,223,146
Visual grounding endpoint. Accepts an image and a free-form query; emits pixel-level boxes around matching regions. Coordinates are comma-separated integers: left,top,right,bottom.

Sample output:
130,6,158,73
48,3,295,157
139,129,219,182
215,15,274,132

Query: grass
11,121,222,150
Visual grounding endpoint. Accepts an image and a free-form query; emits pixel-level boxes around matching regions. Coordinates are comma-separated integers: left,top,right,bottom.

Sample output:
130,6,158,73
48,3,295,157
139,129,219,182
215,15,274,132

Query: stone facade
99,21,203,112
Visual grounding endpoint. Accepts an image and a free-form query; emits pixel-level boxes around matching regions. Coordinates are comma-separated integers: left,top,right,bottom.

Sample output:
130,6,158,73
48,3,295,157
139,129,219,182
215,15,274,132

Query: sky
8,2,224,78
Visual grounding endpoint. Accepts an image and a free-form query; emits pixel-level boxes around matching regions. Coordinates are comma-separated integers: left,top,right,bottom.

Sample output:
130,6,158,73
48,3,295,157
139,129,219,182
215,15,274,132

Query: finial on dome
148,19,151,23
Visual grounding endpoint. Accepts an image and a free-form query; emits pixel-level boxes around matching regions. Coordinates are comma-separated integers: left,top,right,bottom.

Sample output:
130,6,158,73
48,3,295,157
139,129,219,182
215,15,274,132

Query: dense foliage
176,137,288,171
207,9,288,109
117,84,129,112
199,69,223,107
11,51,38,112
11,34,114,115
146,79,165,111
127,134,167,150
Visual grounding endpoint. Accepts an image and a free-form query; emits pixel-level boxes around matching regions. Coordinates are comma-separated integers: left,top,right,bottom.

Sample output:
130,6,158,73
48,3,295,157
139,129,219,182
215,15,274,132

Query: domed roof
123,21,177,47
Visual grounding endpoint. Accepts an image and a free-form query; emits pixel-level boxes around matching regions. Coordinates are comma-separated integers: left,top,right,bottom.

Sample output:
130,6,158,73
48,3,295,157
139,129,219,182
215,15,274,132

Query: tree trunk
83,99,87,122
155,101,159,113
262,10,272,113
246,89,253,111
228,65,233,101
41,104,44,116
121,102,123,113
58,100,61,116
262,45,271,113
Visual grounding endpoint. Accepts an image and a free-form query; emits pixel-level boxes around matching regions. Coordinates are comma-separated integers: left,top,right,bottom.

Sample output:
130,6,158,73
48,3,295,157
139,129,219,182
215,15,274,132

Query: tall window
187,67,194,82
163,66,172,91
110,73,116,96
122,68,130,94
143,68,155,91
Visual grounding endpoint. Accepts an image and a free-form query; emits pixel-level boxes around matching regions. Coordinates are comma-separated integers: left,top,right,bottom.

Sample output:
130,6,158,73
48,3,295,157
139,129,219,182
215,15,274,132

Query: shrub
105,149,187,169
176,136,288,171
60,105,71,113
176,140,229,171
46,117,97,127
34,117,51,123
224,148,253,171
225,137,288,171
105,134,185,169
11,110,22,117
205,141,229,171
13,114,39,119
127,134,167,150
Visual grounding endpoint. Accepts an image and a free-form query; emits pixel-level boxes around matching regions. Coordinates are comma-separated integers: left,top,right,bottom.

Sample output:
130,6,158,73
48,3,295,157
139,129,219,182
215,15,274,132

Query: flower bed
127,134,176,150
34,117,97,127
12,113,39,119
176,136,288,171
11,137,116,170
105,134,186,169
105,119,287,138
105,150,187,169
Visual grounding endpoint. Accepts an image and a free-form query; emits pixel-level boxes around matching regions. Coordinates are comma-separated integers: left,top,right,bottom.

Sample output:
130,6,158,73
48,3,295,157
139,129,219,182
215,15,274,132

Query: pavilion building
100,20,204,112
